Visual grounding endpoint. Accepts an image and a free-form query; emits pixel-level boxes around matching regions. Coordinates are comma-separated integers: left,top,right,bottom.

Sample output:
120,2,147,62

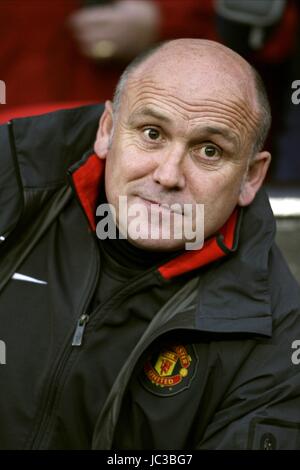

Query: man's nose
152,146,186,189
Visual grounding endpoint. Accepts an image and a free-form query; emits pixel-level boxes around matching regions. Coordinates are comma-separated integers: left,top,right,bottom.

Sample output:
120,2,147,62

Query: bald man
0,39,299,450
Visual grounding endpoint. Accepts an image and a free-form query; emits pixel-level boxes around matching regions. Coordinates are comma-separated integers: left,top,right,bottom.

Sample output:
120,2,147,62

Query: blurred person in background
0,0,217,117
215,0,300,183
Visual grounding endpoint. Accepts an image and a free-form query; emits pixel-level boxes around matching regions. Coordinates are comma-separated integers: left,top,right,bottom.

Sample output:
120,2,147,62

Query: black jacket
0,105,300,450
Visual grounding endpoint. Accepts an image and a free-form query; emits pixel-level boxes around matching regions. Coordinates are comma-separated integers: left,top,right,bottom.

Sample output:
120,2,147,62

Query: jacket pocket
248,418,300,449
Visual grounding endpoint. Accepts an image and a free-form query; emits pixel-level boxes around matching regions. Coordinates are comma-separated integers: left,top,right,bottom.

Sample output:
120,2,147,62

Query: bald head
133,39,254,91
112,39,271,154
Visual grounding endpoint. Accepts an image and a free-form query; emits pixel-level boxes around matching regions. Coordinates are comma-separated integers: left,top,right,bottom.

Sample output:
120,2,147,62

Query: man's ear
238,151,271,207
94,100,114,159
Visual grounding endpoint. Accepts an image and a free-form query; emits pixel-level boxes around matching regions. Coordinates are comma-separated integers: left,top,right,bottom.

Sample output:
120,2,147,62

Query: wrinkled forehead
126,73,247,110
121,68,260,140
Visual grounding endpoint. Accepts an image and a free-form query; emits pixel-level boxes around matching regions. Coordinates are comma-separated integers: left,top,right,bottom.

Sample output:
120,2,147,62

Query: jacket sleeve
197,283,300,450
0,123,23,242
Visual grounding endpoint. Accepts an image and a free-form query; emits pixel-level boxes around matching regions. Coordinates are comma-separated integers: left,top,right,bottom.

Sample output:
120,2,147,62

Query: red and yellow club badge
140,344,198,396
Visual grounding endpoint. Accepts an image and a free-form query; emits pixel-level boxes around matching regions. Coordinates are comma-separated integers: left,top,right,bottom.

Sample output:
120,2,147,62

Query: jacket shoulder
8,103,104,188
0,104,104,240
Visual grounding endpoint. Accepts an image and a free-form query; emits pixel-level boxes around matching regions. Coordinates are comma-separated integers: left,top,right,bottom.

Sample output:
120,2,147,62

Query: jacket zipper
72,314,90,346
28,236,100,449
30,167,119,447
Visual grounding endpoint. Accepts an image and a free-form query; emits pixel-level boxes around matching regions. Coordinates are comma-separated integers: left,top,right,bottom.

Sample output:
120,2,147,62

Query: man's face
95,48,269,251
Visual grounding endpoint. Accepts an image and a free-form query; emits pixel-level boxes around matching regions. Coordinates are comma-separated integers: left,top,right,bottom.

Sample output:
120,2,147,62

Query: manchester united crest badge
139,344,198,396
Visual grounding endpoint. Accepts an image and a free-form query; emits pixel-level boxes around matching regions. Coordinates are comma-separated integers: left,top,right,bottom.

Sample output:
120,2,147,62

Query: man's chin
125,235,186,252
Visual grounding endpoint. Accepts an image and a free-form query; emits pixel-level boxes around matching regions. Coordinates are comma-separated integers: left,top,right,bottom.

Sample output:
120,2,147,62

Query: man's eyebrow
191,125,238,145
128,107,172,124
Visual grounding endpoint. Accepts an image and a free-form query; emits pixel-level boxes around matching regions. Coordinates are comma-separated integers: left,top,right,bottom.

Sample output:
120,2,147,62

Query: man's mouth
138,196,184,215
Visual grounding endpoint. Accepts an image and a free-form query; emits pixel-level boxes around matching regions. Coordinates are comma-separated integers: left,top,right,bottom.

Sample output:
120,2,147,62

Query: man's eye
143,128,161,140
196,144,221,159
